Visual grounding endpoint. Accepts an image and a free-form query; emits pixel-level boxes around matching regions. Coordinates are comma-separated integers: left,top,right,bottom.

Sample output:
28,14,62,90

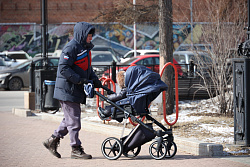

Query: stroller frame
95,87,177,160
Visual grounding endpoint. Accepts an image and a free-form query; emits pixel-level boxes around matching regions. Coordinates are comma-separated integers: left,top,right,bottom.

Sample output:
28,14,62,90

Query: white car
0,51,32,67
120,50,159,63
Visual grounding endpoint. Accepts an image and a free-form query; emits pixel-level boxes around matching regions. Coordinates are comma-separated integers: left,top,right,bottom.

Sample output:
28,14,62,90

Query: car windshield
92,53,116,62
92,47,120,61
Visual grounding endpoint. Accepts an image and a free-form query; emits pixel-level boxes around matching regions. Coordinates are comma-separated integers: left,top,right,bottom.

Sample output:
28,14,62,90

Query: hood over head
73,22,95,46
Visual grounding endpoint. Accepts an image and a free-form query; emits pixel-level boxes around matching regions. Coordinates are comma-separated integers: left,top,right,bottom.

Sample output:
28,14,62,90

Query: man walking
43,22,102,159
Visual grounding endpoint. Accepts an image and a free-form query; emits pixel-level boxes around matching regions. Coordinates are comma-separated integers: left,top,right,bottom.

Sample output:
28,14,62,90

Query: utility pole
133,0,137,57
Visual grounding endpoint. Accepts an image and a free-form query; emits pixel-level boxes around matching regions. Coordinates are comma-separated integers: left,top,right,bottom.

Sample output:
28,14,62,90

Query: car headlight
0,73,11,78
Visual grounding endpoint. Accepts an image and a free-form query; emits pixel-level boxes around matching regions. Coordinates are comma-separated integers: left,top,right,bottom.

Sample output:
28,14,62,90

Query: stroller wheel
123,146,141,158
101,137,123,160
149,141,167,160
165,141,177,158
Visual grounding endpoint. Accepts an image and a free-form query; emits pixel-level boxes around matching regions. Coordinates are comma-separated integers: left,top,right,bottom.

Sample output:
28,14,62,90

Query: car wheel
8,77,23,91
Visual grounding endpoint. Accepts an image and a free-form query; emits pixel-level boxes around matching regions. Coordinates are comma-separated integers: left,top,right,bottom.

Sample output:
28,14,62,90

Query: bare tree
94,0,158,24
182,0,247,116
94,0,175,115
158,0,174,115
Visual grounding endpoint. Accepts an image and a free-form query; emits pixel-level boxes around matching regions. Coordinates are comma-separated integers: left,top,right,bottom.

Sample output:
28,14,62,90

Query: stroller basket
121,123,156,153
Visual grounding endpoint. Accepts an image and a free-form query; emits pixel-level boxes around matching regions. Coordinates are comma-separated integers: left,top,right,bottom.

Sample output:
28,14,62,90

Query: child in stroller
98,71,127,119
94,65,177,160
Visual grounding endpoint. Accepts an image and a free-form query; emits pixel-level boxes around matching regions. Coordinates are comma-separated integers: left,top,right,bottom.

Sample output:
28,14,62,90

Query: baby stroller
92,65,177,160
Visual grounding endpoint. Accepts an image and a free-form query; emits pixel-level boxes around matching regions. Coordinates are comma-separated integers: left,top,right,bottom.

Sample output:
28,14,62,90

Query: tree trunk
158,0,174,115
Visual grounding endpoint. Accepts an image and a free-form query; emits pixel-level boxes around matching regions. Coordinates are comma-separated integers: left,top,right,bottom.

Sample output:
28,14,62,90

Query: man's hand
92,78,102,88
78,78,88,84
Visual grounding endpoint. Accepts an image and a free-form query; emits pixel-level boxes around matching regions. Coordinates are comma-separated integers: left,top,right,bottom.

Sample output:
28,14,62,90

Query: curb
13,108,224,157
12,108,33,117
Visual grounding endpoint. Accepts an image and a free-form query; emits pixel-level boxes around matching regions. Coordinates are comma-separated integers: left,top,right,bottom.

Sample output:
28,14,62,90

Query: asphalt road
0,90,250,166
0,90,24,112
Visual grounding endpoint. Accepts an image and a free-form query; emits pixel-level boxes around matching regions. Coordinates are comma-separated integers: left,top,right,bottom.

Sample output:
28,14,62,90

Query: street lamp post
41,0,48,68
190,0,193,49
133,0,137,57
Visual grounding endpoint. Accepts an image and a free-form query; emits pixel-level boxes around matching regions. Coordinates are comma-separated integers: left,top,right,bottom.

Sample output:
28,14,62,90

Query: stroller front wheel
101,137,123,160
165,141,177,158
149,141,167,160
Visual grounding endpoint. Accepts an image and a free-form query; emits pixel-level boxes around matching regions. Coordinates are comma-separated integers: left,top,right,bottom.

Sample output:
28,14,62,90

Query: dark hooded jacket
53,22,98,104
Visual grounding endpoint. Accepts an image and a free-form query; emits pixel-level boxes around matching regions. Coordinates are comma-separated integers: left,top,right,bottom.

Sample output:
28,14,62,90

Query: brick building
0,0,115,23
0,0,246,24
0,0,212,24
0,0,246,56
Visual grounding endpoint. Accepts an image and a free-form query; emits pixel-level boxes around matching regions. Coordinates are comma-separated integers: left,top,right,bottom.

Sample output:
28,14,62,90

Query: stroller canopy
125,65,168,114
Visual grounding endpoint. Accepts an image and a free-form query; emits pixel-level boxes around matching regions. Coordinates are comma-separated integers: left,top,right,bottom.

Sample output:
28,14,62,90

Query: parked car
0,58,8,70
92,45,122,58
103,54,216,100
52,45,122,58
0,57,59,90
102,54,183,78
120,50,159,63
176,44,213,52
0,51,32,67
91,51,120,63
173,51,213,76
91,51,121,78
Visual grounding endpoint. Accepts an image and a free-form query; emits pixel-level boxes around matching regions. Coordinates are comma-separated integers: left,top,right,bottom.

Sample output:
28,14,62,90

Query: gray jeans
53,101,81,147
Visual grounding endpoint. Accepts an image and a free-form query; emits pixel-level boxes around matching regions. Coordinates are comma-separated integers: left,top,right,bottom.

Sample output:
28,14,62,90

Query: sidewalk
0,111,249,167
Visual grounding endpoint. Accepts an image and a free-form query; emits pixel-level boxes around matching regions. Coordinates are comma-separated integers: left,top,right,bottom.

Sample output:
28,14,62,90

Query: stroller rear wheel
123,146,141,158
149,141,167,160
165,141,177,158
101,137,123,160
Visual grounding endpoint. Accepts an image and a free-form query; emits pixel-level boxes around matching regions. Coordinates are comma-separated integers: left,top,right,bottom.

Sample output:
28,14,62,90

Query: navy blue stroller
93,65,177,160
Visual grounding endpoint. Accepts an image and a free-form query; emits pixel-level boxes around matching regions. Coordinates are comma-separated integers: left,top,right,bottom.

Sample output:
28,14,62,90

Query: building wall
0,0,245,24
0,0,211,24
0,0,113,23
0,0,243,57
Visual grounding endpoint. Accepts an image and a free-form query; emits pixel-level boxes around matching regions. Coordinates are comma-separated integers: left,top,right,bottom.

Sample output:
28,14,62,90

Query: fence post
111,60,116,83
29,61,35,92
